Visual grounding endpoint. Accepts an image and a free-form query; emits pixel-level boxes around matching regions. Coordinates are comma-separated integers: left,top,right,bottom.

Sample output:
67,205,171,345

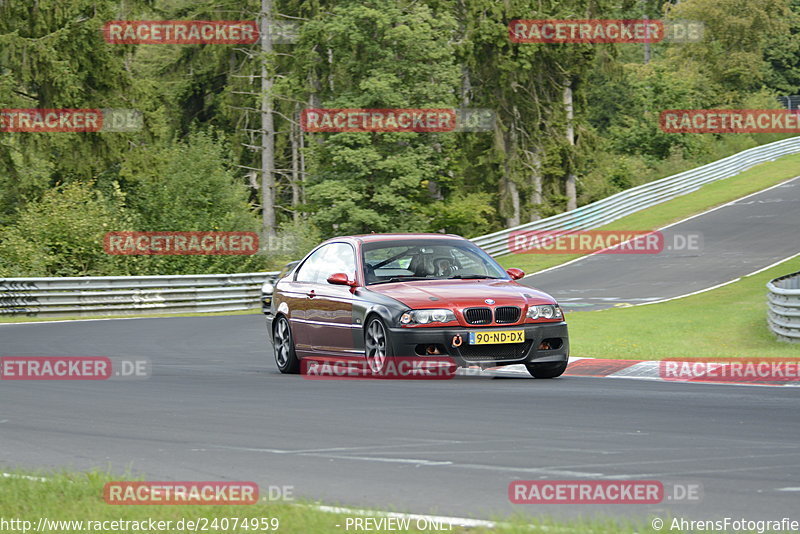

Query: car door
305,242,359,356
283,245,330,354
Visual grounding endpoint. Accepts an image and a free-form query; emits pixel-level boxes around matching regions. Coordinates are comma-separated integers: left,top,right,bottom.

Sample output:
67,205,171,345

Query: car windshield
361,239,507,285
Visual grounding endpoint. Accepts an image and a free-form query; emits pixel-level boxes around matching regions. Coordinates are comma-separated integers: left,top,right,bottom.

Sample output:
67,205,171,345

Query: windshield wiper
447,274,501,279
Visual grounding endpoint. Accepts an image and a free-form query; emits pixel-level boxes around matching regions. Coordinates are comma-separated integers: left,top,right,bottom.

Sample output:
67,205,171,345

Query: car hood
366,279,556,309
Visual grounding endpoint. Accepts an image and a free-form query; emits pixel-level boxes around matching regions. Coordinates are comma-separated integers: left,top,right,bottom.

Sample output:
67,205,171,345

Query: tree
288,0,461,236
0,182,133,276
666,0,792,101
762,0,800,96
455,0,619,221
116,130,265,274
0,0,155,221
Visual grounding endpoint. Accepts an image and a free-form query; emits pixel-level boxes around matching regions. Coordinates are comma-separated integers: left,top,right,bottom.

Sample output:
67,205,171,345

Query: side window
294,246,329,283
295,243,356,284
318,243,356,282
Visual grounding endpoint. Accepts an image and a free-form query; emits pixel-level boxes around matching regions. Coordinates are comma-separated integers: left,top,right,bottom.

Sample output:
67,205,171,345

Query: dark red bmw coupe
266,234,569,378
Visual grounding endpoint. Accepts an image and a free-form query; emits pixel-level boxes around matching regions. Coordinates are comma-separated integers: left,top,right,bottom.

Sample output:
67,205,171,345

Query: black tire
273,315,300,374
525,361,568,379
364,316,393,374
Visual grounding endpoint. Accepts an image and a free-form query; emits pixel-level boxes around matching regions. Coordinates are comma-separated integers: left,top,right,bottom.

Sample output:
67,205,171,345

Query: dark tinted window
362,239,506,284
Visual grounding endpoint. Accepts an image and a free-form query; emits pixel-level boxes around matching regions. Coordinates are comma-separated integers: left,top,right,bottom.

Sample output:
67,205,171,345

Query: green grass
566,255,800,360
493,152,800,360
497,153,800,275
0,470,654,534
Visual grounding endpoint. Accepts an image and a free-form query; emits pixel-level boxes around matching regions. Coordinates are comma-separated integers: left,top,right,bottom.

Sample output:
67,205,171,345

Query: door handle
306,290,316,299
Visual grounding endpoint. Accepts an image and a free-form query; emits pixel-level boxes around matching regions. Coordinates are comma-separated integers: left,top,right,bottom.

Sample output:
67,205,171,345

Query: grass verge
567,255,800,360
497,153,800,275
0,470,653,534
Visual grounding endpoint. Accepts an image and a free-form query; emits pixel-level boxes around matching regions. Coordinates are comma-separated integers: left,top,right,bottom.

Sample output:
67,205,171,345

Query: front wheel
525,361,568,379
273,316,300,374
364,316,393,373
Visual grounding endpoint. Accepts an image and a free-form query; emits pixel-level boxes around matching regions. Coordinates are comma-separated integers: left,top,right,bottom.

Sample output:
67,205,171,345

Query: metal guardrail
767,270,800,343
472,136,800,256
0,272,279,318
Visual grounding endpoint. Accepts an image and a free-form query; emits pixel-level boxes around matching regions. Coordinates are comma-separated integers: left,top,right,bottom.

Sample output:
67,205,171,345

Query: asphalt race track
2,315,799,523
522,176,800,311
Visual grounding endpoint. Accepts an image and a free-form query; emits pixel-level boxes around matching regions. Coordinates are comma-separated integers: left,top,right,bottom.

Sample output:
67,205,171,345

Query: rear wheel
364,316,393,373
525,361,567,379
273,315,300,374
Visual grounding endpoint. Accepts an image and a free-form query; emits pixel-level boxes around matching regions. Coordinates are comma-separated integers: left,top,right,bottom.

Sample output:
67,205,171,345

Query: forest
1,0,798,276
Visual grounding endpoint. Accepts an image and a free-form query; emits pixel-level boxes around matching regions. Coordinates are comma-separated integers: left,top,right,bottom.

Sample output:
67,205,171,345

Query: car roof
328,233,465,244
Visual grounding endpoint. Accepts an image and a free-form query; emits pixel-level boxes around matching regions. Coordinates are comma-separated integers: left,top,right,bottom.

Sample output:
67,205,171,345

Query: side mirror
327,272,356,286
506,268,525,280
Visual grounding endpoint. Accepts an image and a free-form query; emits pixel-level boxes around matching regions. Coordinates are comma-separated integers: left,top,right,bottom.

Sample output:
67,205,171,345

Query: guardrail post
767,270,800,343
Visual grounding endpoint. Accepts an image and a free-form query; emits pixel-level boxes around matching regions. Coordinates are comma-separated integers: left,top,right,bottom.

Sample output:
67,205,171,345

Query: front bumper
386,322,569,367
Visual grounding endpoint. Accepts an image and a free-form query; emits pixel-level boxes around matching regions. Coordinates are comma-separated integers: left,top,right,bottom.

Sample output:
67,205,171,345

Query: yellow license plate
468,330,525,345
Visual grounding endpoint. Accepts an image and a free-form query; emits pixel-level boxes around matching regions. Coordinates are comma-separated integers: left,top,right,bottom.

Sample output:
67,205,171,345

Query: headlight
400,309,456,325
261,282,274,295
526,304,562,320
